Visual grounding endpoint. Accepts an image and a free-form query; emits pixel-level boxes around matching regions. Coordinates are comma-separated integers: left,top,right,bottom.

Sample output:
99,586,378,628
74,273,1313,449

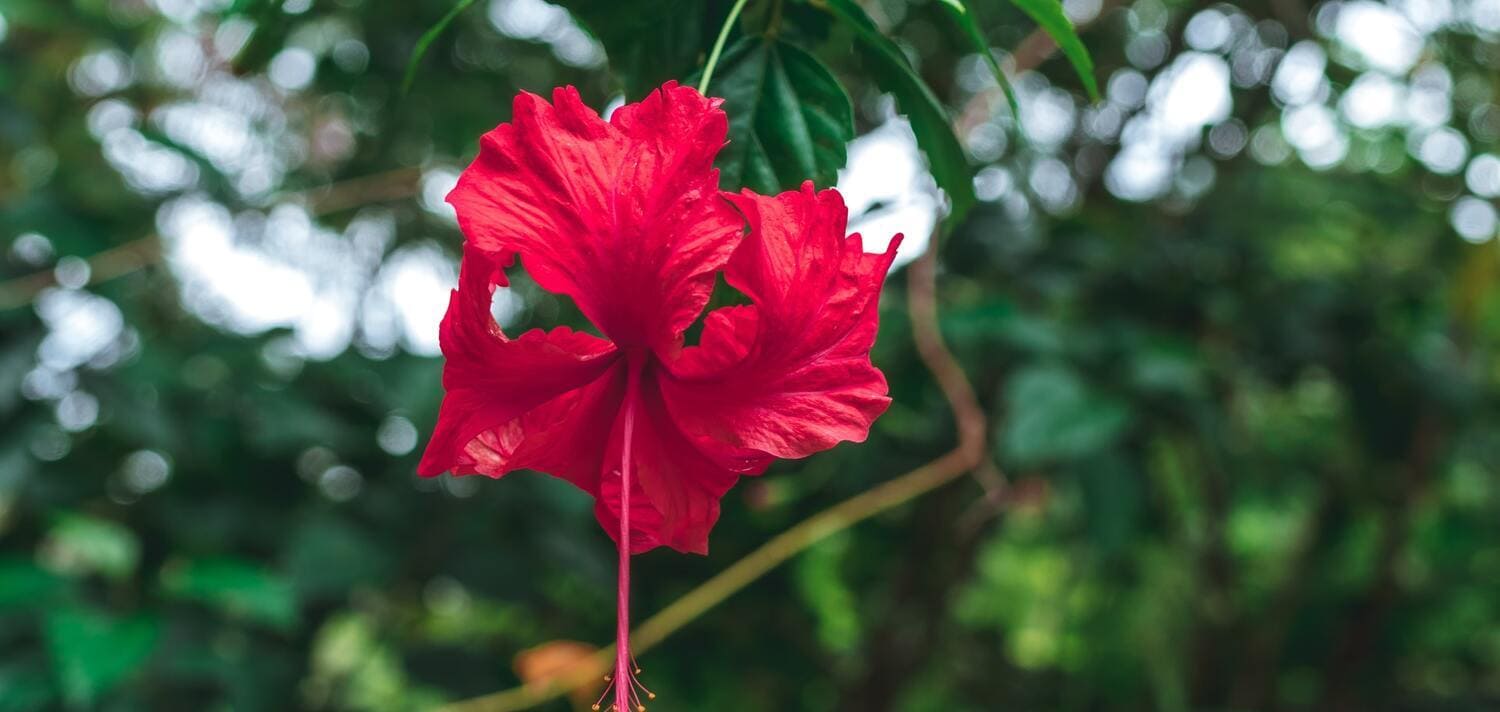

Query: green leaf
1005,0,1100,100
936,0,1022,123
822,0,976,221
281,515,393,598
558,0,713,99
1077,455,1143,554
0,661,54,712
401,0,480,95
706,37,854,194
1002,364,1130,465
160,558,299,631
44,607,159,706
40,515,139,580
0,557,68,610
794,532,861,653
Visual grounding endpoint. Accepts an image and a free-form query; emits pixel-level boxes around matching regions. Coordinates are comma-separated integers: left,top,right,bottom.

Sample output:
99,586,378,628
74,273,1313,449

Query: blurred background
2,0,1499,710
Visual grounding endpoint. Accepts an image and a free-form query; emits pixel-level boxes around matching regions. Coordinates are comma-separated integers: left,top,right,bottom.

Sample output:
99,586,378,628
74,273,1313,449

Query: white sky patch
1413,127,1468,174
1020,86,1078,148
1029,157,1079,214
973,166,1014,202
153,28,208,89
1466,154,1500,197
1105,52,1231,201
487,0,604,69
161,198,314,330
157,196,392,359
836,119,939,269
149,0,205,24
1106,144,1175,201
88,99,139,137
1473,0,1500,31
34,289,126,371
1108,68,1149,109
1406,64,1453,128
1152,53,1231,143
68,48,133,97
99,69,293,201
1184,8,1233,52
1397,0,1453,31
56,391,100,432
1283,104,1340,152
101,128,199,194
12,233,54,266
421,167,461,223
1064,0,1104,23
215,17,256,60
1284,103,1349,168
154,101,257,175
602,95,626,120
1451,196,1497,243
269,47,317,91
1272,41,1328,106
1333,2,1424,74
1340,72,1404,129
363,244,460,357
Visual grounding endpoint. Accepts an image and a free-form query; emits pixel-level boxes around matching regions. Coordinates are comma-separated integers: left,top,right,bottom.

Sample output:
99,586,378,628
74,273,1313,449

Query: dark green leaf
558,0,713,99
0,558,67,611
281,515,393,599
822,0,976,221
44,607,158,706
401,0,481,95
1002,364,1131,464
936,0,1022,122
1076,455,1143,554
0,661,54,712
706,37,854,194
1006,0,1100,100
160,558,299,631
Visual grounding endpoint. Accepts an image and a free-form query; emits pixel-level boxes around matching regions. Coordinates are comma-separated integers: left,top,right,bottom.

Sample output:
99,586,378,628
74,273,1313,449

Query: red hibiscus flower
418,81,899,709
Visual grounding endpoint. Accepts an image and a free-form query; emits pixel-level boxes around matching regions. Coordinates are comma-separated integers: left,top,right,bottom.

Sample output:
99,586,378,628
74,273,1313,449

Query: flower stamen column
614,363,642,712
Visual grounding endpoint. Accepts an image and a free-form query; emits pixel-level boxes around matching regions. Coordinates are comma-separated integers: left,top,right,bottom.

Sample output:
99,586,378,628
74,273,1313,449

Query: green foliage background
2,0,1499,710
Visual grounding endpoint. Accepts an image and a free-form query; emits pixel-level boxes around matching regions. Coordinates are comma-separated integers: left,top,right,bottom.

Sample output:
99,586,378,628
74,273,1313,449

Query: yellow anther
637,706,646,712
647,693,656,700
592,706,601,711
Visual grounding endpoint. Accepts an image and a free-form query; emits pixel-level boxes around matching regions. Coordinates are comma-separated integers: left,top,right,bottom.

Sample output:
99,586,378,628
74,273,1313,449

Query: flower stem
615,367,640,712
697,0,754,95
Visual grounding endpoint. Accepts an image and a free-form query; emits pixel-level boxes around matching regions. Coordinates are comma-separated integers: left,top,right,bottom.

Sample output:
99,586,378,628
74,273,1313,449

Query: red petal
417,245,622,482
661,183,901,462
594,366,738,555
456,362,629,496
446,82,743,356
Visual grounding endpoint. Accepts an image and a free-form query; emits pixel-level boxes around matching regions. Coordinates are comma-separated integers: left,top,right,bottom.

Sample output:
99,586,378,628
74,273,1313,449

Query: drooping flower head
420,80,900,711
418,81,900,554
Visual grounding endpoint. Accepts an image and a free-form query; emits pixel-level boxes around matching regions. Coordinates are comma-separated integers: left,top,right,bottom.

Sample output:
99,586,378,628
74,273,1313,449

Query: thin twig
435,223,992,712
